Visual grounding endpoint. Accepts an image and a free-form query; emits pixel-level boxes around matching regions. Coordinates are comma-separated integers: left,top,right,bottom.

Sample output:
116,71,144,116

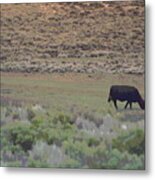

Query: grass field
1,72,145,168
1,72,144,116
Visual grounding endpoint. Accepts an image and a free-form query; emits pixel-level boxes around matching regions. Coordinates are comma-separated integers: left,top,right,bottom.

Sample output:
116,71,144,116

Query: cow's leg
108,96,111,102
124,102,129,109
129,102,132,109
113,100,118,109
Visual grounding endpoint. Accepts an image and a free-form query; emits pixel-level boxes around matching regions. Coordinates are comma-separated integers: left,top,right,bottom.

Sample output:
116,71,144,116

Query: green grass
1,72,144,118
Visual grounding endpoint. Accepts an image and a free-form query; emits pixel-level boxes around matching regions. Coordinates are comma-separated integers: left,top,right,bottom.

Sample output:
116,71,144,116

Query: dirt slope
0,1,145,74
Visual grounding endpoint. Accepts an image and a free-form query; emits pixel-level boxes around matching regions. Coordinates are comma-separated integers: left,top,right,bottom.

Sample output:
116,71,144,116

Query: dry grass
1,1,144,74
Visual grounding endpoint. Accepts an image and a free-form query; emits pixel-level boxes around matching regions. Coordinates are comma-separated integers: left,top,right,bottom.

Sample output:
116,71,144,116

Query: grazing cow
108,85,145,110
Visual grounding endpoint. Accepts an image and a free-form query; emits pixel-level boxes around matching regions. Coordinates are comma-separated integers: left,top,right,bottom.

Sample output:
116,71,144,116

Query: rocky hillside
0,1,145,74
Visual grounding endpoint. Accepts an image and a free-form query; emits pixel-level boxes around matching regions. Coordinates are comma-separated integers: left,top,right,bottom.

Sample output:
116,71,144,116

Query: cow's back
110,85,140,102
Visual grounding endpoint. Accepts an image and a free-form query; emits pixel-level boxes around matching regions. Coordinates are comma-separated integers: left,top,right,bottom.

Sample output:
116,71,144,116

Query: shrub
59,158,81,168
52,113,73,127
27,108,36,121
1,133,28,167
45,124,77,146
28,141,66,168
63,139,96,167
101,149,144,170
28,159,50,168
1,160,22,167
30,113,77,146
62,138,144,169
5,107,12,117
31,116,45,128
112,129,145,155
2,122,36,152
1,109,145,169
87,137,100,147
12,112,20,120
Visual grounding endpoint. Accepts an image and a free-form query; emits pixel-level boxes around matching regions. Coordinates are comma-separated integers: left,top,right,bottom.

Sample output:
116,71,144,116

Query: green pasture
1,72,144,119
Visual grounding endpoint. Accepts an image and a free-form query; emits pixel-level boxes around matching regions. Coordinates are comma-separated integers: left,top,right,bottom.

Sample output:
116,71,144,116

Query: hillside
0,1,145,74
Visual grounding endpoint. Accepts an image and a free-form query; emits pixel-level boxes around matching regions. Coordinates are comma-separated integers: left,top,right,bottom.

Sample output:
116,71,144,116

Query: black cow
108,85,145,110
